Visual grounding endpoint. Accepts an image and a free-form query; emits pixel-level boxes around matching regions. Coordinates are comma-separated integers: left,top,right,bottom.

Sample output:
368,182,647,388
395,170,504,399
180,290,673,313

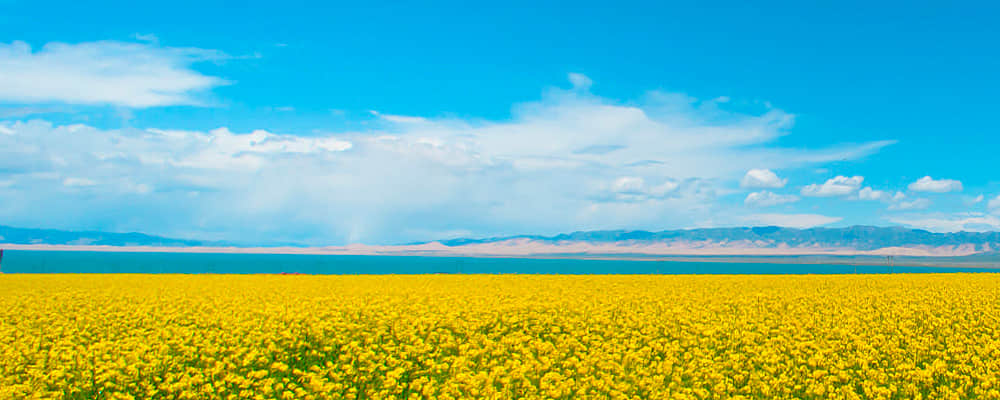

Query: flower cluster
3,273,1000,399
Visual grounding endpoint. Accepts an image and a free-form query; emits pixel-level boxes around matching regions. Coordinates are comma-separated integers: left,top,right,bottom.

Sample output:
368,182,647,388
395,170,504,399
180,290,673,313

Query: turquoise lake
0,250,994,274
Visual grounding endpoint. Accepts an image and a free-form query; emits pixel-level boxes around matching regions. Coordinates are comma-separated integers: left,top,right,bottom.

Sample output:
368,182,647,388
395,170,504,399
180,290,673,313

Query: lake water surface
0,250,994,274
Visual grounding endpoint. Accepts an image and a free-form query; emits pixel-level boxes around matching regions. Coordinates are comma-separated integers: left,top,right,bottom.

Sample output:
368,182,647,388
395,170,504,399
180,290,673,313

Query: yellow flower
3,273,1000,399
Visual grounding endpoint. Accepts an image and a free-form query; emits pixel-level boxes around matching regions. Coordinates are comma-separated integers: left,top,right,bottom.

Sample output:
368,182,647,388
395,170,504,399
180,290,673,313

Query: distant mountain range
0,225,223,247
435,226,1000,253
4,224,1000,258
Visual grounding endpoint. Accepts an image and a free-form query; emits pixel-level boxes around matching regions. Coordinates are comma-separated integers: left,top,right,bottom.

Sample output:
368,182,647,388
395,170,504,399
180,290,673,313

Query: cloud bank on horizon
1,37,998,245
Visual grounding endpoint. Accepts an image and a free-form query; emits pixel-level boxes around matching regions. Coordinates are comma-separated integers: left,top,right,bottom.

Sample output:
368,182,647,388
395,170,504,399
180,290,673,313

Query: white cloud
370,110,430,124
744,191,798,207
611,176,645,194
856,187,892,201
0,77,890,244
888,198,930,211
890,213,1000,232
133,33,159,43
0,106,68,119
62,177,96,187
856,188,928,211
742,213,842,229
0,40,228,107
964,194,984,205
740,169,786,189
988,195,1000,211
568,72,593,90
139,127,353,170
801,176,864,197
603,176,681,202
908,176,962,193
128,183,153,195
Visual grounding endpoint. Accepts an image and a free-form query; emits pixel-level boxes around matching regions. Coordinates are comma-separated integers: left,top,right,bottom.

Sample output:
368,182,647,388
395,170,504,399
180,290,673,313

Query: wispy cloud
890,213,1000,232
742,213,841,228
370,110,430,125
0,106,69,118
133,33,159,43
0,40,229,108
988,195,1000,211
888,198,930,211
62,177,96,187
744,191,799,207
568,72,593,90
964,194,984,206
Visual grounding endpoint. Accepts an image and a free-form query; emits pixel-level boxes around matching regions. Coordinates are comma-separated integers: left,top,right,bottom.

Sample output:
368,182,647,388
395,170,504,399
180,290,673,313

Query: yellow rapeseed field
3,273,1000,400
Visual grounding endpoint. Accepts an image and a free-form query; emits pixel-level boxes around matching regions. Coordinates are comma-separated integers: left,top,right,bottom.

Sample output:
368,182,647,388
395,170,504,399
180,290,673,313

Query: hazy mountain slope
0,225,218,247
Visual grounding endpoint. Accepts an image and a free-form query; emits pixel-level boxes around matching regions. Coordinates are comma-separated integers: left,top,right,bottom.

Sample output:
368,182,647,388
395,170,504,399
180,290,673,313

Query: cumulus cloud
890,213,1000,232
744,191,799,207
908,176,963,193
801,176,864,197
742,213,842,229
740,169,786,189
0,76,890,244
856,188,926,211
0,40,228,107
856,187,892,201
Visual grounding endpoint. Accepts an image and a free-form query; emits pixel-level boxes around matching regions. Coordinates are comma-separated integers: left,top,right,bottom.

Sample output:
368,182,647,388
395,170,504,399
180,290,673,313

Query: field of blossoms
3,273,1000,400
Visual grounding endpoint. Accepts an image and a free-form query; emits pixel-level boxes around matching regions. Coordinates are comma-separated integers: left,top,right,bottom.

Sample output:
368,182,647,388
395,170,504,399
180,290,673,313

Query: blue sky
1,1,999,244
